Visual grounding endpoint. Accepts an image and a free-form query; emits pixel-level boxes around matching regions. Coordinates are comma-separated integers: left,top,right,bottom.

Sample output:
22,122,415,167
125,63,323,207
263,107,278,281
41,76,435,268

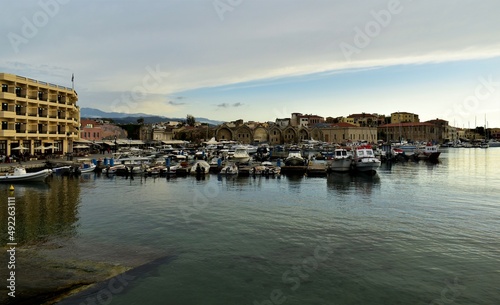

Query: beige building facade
0,73,80,156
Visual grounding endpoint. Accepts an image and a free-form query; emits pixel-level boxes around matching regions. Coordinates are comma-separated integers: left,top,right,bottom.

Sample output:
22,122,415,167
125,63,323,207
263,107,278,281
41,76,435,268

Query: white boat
284,147,306,166
232,146,251,164
80,163,96,173
352,145,381,174
77,159,96,173
488,139,500,147
190,160,210,175
413,143,441,162
328,148,352,172
0,167,52,182
220,163,238,175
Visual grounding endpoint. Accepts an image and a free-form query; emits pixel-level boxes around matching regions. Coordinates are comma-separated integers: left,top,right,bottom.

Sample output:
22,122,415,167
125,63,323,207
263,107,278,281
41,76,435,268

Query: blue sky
1,0,499,127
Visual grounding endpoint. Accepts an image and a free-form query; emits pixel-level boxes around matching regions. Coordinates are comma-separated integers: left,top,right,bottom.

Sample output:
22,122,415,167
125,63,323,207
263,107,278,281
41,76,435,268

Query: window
15,87,22,97
1,121,7,130
1,84,7,92
2,103,7,111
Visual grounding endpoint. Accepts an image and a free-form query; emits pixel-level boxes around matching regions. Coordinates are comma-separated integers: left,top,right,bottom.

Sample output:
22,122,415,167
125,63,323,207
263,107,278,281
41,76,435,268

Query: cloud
216,103,229,108
167,100,186,106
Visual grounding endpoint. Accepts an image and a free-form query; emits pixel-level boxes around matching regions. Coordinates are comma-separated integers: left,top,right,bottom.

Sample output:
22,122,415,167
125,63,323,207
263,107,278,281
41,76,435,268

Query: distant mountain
80,107,223,125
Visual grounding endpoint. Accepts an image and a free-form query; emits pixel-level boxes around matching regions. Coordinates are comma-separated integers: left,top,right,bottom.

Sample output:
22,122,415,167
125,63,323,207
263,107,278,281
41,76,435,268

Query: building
347,113,380,127
391,112,420,124
378,122,439,143
290,113,324,127
311,123,378,143
0,73,79,156
80,119,102,141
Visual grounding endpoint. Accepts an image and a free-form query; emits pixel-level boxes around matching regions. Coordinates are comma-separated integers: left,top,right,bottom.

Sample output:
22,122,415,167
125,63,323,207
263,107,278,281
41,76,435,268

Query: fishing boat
328,148,352,172
0,167,52,183
351,145,381,174
413,143,441,162
284,146,306,166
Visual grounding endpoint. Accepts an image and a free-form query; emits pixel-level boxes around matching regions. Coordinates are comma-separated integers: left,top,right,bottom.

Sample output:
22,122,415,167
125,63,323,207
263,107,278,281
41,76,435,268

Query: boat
0,167,52,182
414,143,441,162
488,139,500,147
250,163,281,176
220,163,238,175
231,146,251,164
190,160,210,175
284,146,306,166
80,163,96,173
328,148,352,172
480,142,489,149
351,145,381,174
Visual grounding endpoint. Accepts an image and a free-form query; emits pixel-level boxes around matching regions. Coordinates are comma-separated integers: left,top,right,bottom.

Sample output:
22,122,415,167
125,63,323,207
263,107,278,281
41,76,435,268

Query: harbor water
1,148,499,304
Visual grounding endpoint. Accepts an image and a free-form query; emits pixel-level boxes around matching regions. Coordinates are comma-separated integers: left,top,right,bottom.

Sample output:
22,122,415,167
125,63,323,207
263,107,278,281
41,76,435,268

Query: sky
1,0,500,127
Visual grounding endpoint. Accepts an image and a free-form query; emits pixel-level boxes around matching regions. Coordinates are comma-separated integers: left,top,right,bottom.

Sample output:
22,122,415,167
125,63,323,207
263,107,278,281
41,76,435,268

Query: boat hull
0,169,52,183
284,157,306,166
328,158,351,172
352,158,381,174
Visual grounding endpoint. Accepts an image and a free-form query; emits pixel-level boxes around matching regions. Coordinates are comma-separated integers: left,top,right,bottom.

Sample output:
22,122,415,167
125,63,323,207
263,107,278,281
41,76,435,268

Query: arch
282,126,298,144
215,125,233,141
268,126,282,145
253,126,268,143
235,125,253,144
298,128,310,141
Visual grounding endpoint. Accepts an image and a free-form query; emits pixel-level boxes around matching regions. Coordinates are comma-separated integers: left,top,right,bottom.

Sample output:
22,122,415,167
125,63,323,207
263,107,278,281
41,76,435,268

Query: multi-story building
311,123,378,143
390,111,420,124
0,73,79,156
80,119,102,141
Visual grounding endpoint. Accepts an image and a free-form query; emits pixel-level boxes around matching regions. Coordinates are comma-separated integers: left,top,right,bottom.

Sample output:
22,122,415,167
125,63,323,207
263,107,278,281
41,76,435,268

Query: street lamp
114,135,117,153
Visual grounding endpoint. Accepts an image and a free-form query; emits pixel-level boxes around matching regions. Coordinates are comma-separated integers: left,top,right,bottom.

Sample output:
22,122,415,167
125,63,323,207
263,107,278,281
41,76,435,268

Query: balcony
0,111,16,119
0,130,16,137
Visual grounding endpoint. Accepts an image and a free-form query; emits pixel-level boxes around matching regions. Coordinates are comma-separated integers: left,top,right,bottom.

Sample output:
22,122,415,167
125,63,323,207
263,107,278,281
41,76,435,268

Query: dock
306,162,328,177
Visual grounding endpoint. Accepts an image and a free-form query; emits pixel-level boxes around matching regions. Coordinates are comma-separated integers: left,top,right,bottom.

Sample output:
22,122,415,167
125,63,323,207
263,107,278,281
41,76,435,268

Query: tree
137,117,144,124
186,114,196,127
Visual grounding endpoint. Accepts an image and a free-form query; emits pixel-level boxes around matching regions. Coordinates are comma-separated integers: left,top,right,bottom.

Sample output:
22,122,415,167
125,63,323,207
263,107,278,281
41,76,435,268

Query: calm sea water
1,148,499,305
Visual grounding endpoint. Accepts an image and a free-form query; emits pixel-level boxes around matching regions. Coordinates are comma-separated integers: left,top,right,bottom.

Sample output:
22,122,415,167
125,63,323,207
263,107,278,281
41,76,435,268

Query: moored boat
284,146,306,166
232,146,251,164
328,148,352,172
414,143,441,162
352,145,381,174
0,167,52,183
190,160,210,175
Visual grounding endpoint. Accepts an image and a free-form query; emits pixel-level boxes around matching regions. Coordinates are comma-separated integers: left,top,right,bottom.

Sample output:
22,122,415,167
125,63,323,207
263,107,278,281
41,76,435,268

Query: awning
162,140,190,145
73,145,90,149
74,139,93,143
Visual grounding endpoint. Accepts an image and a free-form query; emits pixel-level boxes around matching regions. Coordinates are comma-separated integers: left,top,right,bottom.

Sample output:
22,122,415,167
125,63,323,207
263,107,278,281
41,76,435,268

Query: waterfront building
80,119,102,142
215,121,310,144
0,72,79,156
391,111,420,124
346,113,380,127
311,123,378,144
290,113,324,127
378,121,441,143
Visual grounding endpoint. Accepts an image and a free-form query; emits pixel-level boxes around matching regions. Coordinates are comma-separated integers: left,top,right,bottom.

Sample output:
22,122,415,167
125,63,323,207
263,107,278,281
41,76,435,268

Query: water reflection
327,172,380,196
0,176,81,245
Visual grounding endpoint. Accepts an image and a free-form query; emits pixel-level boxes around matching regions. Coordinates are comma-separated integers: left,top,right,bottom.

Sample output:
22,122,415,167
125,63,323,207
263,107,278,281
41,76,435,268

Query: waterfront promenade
0,153,105,173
